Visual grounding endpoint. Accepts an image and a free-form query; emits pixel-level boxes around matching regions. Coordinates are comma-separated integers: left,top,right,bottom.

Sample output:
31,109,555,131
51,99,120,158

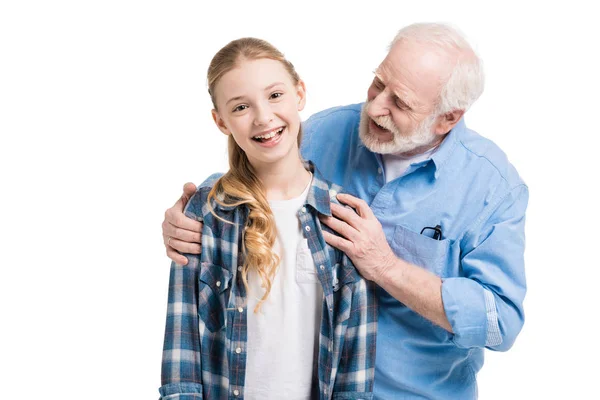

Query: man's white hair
390,23,485,114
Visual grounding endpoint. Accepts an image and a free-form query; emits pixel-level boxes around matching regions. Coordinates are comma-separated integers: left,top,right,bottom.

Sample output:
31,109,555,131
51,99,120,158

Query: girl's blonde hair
206,38,303,312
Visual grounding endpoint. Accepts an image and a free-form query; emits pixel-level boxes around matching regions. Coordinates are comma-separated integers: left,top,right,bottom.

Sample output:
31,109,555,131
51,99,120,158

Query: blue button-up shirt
160,162,378,400
300,104,528,399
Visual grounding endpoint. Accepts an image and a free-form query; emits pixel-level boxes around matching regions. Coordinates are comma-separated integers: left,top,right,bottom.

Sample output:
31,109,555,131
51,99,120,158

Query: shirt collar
303,160,334,217
211,160,334,217
430,118,463,179
356,113,465,180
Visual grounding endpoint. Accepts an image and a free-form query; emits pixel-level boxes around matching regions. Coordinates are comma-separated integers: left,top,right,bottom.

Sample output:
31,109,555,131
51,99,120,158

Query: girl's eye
270,92,283,99
233,104,248,112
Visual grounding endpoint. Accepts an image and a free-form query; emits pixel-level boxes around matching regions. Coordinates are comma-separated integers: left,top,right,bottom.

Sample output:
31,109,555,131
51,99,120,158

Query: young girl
159,38,376,400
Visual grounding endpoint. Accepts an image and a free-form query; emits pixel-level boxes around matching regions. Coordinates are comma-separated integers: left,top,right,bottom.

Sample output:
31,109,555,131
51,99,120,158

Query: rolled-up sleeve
159,192,205,399
159,382,203,399
159,258,204,399
442,184,528,351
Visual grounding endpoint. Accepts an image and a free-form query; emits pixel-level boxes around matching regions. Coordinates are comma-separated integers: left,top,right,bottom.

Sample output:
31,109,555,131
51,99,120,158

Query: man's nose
367,92,391,118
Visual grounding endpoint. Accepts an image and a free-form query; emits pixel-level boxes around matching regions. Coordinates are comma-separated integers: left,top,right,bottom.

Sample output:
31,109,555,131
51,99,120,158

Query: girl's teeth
255,128,283,139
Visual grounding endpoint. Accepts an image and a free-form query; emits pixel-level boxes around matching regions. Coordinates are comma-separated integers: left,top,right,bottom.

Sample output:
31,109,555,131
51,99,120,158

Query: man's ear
434,109,465,135
211,109,231,136
296,80,307,112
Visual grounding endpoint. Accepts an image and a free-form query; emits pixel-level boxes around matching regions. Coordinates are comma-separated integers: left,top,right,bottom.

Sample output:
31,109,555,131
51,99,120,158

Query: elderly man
162,23,528,399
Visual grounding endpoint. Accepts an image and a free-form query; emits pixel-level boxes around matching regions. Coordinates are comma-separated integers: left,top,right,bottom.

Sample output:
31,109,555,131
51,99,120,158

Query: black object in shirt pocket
392,225,450,276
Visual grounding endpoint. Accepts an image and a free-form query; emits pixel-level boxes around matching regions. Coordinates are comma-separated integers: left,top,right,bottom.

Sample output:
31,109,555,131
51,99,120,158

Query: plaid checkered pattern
160,162,377,400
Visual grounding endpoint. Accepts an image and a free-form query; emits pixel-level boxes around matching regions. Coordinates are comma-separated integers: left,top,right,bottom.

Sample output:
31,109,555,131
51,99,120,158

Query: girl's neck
250,152,311,201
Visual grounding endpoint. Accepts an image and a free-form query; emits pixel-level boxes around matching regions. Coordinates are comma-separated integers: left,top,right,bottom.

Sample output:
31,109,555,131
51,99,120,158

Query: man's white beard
359,101,438,155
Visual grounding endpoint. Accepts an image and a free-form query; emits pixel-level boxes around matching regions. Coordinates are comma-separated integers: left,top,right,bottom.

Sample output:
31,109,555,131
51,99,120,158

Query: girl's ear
296,80,307,111
212,109,231,136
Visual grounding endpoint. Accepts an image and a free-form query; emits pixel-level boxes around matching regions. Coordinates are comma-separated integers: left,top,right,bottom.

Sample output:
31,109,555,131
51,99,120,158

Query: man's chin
360,131,398,154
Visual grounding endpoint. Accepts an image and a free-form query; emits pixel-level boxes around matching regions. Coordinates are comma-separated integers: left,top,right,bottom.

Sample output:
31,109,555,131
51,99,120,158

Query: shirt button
377,167,382,174
319,265,325,270
216,281,221,287
233,389,240,396
305,226,311,232
301,207,307,213
235,347,242,354
238,307,243,313
238,266,242,272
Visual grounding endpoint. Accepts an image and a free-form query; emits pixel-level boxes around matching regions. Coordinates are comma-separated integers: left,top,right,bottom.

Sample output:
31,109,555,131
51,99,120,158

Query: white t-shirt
244,177,323,400
382,145,439,183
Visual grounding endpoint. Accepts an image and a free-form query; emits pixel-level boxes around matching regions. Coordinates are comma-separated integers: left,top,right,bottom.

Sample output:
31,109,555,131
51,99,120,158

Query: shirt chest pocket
198,262,232,333
392,225,451,277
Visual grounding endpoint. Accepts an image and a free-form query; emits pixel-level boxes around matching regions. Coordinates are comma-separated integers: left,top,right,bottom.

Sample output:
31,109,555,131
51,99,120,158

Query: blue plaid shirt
160,162,377,400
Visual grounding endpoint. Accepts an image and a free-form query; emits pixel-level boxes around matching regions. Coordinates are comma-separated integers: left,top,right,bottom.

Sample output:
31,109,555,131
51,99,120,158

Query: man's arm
440,185,528,350
320,194,452,331
377,255,453,331
321,188,528,350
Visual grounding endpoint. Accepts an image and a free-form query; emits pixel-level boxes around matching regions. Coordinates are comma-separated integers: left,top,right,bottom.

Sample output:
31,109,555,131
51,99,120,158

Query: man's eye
233,104,248,112
395,100,410,111
270,92,283,99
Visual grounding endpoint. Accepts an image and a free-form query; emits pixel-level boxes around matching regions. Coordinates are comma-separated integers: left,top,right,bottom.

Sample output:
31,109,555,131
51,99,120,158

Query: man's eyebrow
373,69,415,109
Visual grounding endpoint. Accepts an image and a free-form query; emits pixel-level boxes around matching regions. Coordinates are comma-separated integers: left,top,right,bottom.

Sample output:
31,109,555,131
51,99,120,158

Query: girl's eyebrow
226,82,286,106
226,95,245,106
264,82,285,91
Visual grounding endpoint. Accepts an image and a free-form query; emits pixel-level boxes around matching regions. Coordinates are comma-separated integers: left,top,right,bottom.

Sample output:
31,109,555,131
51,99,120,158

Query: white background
1,1,598,398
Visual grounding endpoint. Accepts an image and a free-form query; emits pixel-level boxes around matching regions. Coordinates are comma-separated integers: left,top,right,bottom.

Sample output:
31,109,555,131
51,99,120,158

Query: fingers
165,235,202,255
163,219,202,243
173,182,197,211
163,183,202,266
320,214,360,242
336,193,375,219
322,230,353,253
167,246,190,266
165,206,203,233
329,202,362,231
182,182,197,200
163,216,203,258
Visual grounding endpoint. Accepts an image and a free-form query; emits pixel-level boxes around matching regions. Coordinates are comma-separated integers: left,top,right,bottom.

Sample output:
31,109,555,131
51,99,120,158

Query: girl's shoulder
183,172,223,222
185,172,244,226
